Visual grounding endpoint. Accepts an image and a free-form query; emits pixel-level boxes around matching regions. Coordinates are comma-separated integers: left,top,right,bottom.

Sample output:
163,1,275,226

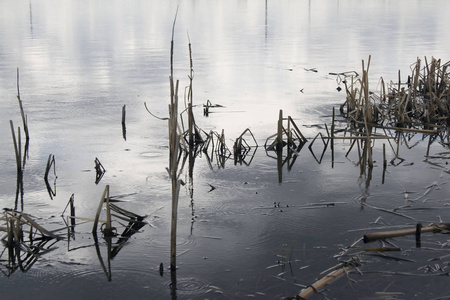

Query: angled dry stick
287,116,307,144
94,157,106,184
44,154,57,181
20,213,61,239
3,209,60,240
62,193,76,230
44,154,57,200
233,128,258,165
92,185,111,234
297,259,360,299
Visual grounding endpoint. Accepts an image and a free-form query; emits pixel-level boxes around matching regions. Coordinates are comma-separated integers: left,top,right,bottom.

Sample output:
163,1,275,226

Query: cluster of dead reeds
324,56,449,176
0,209,62,275
341,56,450,129
290,58,450,297
2,68,146,278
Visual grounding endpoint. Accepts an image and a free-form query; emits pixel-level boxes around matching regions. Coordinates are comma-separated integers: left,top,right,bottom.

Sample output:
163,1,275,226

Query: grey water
1,0,450,299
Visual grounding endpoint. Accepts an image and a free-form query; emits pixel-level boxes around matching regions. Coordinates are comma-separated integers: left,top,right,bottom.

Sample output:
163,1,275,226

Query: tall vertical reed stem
10,121,22,177
16,68,29,141
169,78,181,271
169,7,181,272
277,109,283,152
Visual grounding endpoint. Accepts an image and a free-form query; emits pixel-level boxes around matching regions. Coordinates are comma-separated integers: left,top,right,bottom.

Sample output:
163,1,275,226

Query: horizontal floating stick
324,135,394,140
68,215,107,223
352,121,440,135
362,247,401,252
363,223,450,243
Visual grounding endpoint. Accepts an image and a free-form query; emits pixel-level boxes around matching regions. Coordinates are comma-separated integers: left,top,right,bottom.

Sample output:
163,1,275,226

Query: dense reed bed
341,57,449,130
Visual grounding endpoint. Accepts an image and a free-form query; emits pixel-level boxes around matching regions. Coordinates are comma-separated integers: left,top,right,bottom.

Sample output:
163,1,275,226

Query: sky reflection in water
1,0,450,299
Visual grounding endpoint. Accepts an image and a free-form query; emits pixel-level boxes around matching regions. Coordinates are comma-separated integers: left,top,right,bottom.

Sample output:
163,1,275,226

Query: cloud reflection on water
1,0,450,299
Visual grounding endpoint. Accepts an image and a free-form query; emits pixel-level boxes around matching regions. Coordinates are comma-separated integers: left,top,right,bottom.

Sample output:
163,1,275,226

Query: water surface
1,1,450,299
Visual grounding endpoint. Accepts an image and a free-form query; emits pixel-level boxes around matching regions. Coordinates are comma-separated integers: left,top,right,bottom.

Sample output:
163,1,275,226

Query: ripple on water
163,276,221,296
141,151,163,158
147,233,198,249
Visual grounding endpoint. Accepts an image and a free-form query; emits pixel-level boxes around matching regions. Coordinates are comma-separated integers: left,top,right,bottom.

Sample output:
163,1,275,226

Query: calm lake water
1,0,450,299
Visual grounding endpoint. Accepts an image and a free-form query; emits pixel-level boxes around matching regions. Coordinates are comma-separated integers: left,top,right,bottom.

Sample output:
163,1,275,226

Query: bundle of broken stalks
341,56,450,133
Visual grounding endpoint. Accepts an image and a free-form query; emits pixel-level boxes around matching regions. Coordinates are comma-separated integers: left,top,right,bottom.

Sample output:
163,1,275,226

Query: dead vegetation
3,14,450,297
0,209,62,276
335,56,449,175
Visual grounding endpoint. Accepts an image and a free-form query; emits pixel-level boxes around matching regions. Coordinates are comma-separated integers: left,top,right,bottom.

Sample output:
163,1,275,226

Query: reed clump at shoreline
316,56,449,177
340,56,449,135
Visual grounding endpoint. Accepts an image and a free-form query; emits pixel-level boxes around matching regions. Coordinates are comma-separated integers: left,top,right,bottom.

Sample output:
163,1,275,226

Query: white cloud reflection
0,1,450,297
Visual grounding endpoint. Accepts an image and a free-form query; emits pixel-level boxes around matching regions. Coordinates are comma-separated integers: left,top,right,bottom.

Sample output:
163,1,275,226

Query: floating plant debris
203,99,225,116
363,223,450,243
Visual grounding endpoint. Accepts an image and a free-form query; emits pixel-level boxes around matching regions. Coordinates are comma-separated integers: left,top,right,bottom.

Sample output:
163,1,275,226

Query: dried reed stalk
297,260,359,299
363,223,450,243
3,209,60,240
187,34,195,150
16,68,29,142
168,7,183,271
44,154,56,181
9,121,22,178
92,185,111,234
340,56,449,169
233,128,258,165
277,109,283,151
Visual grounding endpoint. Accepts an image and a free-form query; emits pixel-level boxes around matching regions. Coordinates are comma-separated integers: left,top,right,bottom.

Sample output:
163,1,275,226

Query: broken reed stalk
44,154,56,181
233,128,258,165
9,120,22,178
297,261,359,299
62,193,76,228
3,209,60,240
94,157,106,184
168,7,182,272
364,56,374,170
16,68,29,142
363,223,450,243
277,109,283,151
169,78,182,271
287,116,307,143
219,129,226,156
331,107,335,166
187,33,195,150
122,105,126,126
92,185,111,234
122,104,126,140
